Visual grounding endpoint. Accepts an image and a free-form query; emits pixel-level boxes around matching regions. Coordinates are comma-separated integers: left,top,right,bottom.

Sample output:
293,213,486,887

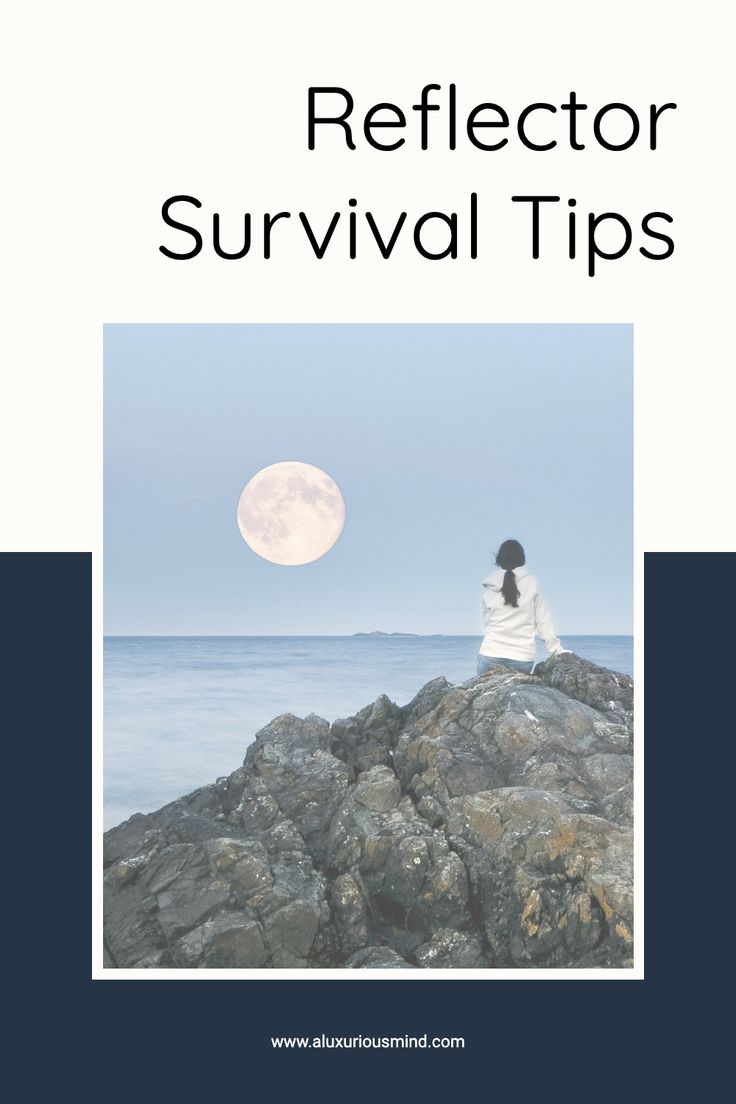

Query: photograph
103,322,633,972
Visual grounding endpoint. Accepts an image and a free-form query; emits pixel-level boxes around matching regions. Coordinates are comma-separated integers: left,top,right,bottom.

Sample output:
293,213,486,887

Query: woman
477,539,568,676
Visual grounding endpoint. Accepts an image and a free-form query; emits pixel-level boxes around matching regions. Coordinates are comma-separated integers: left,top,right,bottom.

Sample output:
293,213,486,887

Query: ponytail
501,569,520,607
495,538,526,607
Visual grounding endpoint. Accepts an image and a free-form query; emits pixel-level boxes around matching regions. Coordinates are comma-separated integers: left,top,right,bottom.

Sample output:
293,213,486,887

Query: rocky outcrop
104,654,633,969
535,652,633,729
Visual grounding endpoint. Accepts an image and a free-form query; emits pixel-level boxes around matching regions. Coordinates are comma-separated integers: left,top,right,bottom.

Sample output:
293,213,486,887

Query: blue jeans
476,654,534,676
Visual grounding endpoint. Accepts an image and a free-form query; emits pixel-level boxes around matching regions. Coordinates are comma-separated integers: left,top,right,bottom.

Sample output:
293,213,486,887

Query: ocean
104,634,633,829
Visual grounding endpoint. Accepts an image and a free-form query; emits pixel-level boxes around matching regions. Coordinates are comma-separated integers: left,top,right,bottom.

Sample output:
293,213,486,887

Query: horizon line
103,631,633,639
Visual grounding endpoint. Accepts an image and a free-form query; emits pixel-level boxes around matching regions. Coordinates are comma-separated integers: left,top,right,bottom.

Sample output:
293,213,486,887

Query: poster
2,0,732,1082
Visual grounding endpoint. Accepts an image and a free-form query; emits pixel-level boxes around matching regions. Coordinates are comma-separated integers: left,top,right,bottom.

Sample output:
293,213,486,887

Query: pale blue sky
104,324,632,635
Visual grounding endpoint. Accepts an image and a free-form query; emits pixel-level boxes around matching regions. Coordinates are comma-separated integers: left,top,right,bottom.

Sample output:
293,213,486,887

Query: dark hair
495,539,525,607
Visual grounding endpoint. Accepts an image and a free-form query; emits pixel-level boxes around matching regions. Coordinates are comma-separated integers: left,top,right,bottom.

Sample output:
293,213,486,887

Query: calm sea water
104,635,633,829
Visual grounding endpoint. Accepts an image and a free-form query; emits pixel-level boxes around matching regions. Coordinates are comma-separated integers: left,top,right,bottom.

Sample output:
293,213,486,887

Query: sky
104,323,632,635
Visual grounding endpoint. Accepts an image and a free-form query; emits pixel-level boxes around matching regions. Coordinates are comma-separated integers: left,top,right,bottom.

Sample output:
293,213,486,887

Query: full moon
236,461,346,566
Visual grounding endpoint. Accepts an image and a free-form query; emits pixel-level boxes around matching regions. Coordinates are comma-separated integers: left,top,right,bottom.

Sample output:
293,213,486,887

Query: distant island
353,631,420,637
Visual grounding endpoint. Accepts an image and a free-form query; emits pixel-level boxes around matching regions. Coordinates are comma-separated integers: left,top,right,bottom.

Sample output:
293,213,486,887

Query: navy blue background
3,552,729,1095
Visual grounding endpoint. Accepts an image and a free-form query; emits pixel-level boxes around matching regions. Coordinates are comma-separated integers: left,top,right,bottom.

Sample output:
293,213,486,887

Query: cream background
3,0,733,979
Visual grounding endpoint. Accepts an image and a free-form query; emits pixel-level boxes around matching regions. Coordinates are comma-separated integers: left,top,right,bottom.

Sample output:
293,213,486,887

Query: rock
401,676,452,727
446,788,633,967
394,667,632,822
104,653,633,970
244,713,350,866
326,765,470,955
330,694,404,777
329,873,370,956
175,913,267,968
103,786,228,868
534,652,633,731
104,818,333,967
414,929,488,968
346,947,413,969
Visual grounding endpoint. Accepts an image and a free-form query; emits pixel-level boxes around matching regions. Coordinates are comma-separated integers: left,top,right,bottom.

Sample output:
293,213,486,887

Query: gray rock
330,694,404,777
401,676,453,727
446,787,633,967
104,824,332,968
414,929,488,968
326,765,470,952
103,787,231,869
175,912,267,968
346,946,413,969
329,873,370,956
535,652,633,731
104,653,633,970
394,667,631,821
244,713,350,866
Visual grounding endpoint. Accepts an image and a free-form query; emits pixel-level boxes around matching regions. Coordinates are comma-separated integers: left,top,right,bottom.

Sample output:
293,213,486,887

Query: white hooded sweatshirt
479,567,565,662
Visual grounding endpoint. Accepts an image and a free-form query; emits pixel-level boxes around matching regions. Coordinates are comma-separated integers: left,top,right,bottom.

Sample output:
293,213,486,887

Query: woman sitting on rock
477,539,568,676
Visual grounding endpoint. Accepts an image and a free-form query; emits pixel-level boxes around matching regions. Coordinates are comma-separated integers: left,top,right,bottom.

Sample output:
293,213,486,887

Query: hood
482,566,529,589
